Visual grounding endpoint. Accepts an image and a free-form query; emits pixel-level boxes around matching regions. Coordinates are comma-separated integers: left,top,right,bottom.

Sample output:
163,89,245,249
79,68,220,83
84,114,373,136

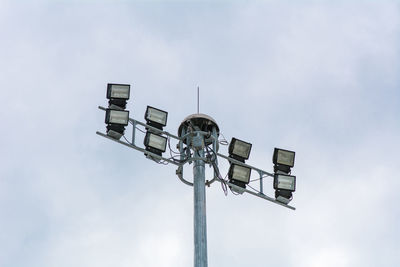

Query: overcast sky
1,1,399,267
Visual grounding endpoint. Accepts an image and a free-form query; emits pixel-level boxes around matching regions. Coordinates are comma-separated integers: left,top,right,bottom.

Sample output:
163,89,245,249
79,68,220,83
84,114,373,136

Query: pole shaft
193,148,208,267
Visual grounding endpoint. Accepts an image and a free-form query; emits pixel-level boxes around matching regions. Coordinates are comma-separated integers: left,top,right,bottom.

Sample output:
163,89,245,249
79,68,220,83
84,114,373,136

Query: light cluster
105,83,130,140
227,137,252,190
273,148,296,204
102,82,297,205
143,106,168,156
103,84,168,157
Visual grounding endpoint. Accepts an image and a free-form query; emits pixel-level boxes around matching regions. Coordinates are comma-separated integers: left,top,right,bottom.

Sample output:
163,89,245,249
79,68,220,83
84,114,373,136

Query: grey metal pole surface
193,147,208,267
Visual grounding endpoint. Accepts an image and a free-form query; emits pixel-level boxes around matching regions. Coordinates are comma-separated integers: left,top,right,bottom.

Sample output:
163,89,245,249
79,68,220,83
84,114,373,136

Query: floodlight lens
145,106,168,127
107,84,130,100
229,138,252,160
273,148,295,167
145,132,167,152
274,174,296,191
229,164,251,183
105,109,129,126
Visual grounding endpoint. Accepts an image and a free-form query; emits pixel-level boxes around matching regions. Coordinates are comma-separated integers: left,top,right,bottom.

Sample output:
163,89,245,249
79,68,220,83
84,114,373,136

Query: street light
107,83,130,110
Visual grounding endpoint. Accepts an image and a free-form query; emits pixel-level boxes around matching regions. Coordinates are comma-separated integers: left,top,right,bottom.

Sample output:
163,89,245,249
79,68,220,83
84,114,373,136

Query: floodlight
144,132,167,155
274,173,296,192
105,109,129,126
106,83,130,109
275,190,293,204
228,138,252,162
145,106,168,129
273,148,295,167
107,83,130,100
228,163,251,188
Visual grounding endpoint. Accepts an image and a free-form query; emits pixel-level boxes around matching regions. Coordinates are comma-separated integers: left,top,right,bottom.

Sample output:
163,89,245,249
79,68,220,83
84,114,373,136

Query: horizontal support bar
98,107,295,210
132,119,181,140
226,182,296,210
97,131,296,210
96,131,181,166
216,153,274,178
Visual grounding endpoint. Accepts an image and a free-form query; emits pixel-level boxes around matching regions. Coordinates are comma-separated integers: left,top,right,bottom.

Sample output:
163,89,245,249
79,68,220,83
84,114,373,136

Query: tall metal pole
193,141,208,267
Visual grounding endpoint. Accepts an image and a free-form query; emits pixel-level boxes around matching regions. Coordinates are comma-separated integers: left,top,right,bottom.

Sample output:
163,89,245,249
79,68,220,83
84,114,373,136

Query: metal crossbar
97,106,295,210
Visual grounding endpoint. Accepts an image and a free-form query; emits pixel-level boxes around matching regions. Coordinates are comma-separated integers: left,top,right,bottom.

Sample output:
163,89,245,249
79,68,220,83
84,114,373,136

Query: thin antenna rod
197,86,200,114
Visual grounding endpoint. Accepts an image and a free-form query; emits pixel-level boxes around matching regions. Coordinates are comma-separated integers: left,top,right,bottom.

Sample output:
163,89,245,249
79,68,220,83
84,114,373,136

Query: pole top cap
178,113,220,144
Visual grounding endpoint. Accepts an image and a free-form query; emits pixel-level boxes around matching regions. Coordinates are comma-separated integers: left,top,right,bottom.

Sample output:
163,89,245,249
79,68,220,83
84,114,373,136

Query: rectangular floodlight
145,106,168,128
105,109,129,126
144,132,167,154
229,138,252,161
274,174,296,192
273,148,295,167
228,164,252,184
107,83,130,100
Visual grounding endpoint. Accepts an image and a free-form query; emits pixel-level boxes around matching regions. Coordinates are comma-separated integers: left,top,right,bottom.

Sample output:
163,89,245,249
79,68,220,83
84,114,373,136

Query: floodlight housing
107,83,130,100
228,138,252,162
106,83,130,109
275,190,293,204
145,106,168,129
105,109,129,126
274,173,296,192
273,148,295,167
228,163,251,188
144,132,167,155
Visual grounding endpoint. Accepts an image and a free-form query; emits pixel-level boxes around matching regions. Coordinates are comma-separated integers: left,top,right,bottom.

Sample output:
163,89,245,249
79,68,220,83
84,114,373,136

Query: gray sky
1,1,399,266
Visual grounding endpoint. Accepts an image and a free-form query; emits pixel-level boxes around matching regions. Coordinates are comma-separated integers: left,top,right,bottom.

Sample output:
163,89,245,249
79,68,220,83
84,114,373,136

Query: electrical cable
122,135,132,145
168,136,183,155
219,132,229,146
151,157,169,165
135,126,147,134
249,175,269,183
229,187,240,195
205,145,228,195
213,163,228,195
205,145,218,163
247,184,261,194
128,121,147,134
